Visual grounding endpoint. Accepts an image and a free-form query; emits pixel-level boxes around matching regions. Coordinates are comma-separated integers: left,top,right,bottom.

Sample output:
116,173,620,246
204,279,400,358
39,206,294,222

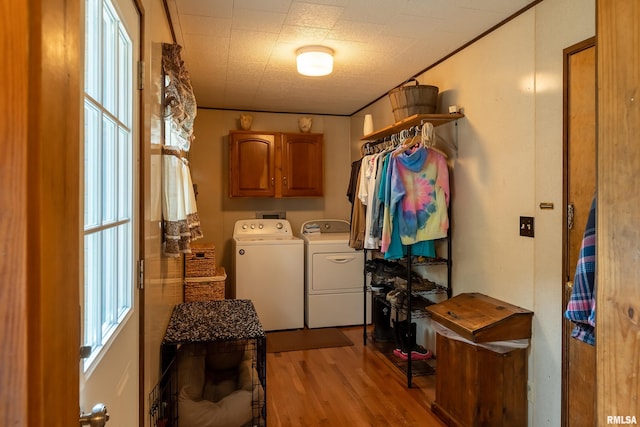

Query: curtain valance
162,43,197,149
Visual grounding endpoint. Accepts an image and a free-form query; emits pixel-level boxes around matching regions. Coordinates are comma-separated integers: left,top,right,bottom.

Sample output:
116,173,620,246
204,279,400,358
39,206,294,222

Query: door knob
79,403,109,427
565,281,574,297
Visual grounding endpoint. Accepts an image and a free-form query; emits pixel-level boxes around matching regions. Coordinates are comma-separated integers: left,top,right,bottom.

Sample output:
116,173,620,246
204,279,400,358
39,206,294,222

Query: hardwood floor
266,326,445,426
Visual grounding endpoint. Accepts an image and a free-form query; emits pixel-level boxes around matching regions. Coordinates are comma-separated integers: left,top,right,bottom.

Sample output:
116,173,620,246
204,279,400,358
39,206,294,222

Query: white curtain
161,43,203,256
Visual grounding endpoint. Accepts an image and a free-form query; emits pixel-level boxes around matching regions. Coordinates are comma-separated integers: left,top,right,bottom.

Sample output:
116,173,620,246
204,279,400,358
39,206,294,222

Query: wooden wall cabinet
228,131,323,198
426,293,534,427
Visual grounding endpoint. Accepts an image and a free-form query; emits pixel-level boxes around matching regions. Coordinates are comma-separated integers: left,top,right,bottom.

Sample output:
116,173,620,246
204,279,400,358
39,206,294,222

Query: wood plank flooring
266,326,445,426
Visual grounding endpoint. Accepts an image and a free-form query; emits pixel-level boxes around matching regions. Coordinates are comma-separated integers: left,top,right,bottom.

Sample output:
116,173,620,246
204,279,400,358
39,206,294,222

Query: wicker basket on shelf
387,78,439,122
184,267,226,302
185,243,216,277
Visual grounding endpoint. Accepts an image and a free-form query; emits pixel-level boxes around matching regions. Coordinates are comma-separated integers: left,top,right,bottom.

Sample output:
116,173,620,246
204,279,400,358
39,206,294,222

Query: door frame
131,1,146,425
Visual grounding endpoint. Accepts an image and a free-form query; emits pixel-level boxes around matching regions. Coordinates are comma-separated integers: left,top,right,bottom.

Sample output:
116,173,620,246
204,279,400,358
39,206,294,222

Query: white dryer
233,219,304,331
300,219,371,328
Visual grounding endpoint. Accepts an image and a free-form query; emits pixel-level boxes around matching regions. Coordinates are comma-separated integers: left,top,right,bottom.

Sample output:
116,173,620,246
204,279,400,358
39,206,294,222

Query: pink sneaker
393,347,433,360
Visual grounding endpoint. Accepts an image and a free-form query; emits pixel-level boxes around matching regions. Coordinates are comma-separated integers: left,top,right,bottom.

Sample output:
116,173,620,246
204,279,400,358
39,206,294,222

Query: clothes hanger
420,122,450,159
393,127,422,157
421,122,435,147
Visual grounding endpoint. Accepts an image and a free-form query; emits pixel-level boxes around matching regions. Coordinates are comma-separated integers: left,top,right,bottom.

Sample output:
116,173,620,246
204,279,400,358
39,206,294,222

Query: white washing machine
300,219,371,328
233,219,304,331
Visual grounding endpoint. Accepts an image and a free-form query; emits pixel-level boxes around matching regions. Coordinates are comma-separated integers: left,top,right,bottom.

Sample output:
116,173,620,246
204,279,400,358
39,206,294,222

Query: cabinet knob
271,177,275,187
283,176,288,187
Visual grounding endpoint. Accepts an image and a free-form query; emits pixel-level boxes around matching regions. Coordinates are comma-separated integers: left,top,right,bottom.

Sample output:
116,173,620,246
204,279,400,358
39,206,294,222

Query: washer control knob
276,222,283,229
250,224,255,229
242,224,248,230
258,224,264,229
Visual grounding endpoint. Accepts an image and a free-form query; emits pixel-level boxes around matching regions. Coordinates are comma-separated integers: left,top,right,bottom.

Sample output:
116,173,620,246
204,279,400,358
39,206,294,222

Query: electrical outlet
520,216,534,237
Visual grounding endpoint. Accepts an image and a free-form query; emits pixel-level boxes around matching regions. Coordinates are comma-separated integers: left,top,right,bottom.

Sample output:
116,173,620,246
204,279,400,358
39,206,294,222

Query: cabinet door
229,132,276,197
281,133,323,197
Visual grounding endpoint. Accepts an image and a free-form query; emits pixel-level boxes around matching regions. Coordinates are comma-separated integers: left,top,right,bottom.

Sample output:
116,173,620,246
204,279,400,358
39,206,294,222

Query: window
82,0,134,369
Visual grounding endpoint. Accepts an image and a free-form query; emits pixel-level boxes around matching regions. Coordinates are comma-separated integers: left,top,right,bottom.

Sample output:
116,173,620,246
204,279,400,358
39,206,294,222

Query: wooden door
1,0,82,425
229,132,276,197
562,37,596,427
280,133,324,197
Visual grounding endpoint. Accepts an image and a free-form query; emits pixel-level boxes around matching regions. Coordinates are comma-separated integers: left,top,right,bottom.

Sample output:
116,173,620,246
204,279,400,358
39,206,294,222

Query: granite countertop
163,299,265,344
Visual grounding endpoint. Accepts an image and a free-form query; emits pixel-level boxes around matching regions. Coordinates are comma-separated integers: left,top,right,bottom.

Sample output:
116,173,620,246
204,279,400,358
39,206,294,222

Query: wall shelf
360,113,465,141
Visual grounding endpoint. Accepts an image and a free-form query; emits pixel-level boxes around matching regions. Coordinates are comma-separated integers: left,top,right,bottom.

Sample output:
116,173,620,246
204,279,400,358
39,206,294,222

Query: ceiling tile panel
179,14,231,37
277,25,330,45
168,0,536,114
340,0,408,24
228,31,278,63
326,20,382,43
234,0,293,14
231,8,287,33
284,2,345,29
176,0,233,18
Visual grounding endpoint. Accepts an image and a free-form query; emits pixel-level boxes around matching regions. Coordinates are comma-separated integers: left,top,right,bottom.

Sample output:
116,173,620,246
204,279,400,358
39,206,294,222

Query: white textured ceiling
165,0,536,116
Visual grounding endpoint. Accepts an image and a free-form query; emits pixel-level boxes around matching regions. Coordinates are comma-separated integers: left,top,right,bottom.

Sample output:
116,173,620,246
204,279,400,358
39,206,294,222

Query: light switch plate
520,216,534,237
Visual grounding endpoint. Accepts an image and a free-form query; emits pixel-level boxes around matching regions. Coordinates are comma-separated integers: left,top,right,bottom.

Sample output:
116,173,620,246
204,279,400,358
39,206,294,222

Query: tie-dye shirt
380,146,450,253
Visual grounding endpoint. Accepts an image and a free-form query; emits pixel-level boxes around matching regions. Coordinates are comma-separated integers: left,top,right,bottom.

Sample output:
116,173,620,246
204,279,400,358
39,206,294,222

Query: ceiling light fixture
296,46,334,77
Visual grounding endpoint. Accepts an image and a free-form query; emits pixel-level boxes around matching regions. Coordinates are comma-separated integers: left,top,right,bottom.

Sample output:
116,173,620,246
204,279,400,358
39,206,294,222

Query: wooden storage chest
426,293,534,427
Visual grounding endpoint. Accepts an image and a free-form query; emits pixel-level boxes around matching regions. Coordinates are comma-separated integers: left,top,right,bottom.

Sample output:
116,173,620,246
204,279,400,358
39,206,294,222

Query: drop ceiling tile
228,31,278,62
179,15,232,37
284,2,344,29
380,13,445,39
404,0,456,19
231,8,287,33
277,25,329,44
327,20,382,42
234,0,293,13
185,52,228,74
340,0,408,24
301,0,349,6
176,0,233,18
181,33,230,59
457,0,529,14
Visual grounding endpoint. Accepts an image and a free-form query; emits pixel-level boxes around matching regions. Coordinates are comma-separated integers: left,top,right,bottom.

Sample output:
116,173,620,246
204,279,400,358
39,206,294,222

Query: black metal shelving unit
359,113,463,387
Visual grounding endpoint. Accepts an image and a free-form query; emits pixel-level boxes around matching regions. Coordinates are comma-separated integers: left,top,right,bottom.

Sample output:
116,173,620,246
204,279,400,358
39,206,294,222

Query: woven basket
184,267,226,302
388,78,439,122
185,243,216,277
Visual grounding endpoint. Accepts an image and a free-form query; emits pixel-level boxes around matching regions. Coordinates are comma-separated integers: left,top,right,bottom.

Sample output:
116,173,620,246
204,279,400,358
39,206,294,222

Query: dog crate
162,300,266,427
149,355,178,427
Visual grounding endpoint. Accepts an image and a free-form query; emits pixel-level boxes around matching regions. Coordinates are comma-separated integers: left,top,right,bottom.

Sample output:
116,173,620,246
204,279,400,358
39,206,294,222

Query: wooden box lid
426,293,534,343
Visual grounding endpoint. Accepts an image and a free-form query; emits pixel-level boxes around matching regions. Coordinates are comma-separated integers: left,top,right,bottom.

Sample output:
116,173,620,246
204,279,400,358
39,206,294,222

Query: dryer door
311,251,363,293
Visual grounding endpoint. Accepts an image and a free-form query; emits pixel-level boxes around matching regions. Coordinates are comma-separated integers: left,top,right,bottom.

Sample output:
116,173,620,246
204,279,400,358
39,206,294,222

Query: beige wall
351,0,594,425
190,110,352,296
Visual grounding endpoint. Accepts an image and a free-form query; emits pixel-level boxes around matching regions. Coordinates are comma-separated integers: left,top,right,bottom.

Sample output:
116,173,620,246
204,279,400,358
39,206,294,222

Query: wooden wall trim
596,0,640,421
